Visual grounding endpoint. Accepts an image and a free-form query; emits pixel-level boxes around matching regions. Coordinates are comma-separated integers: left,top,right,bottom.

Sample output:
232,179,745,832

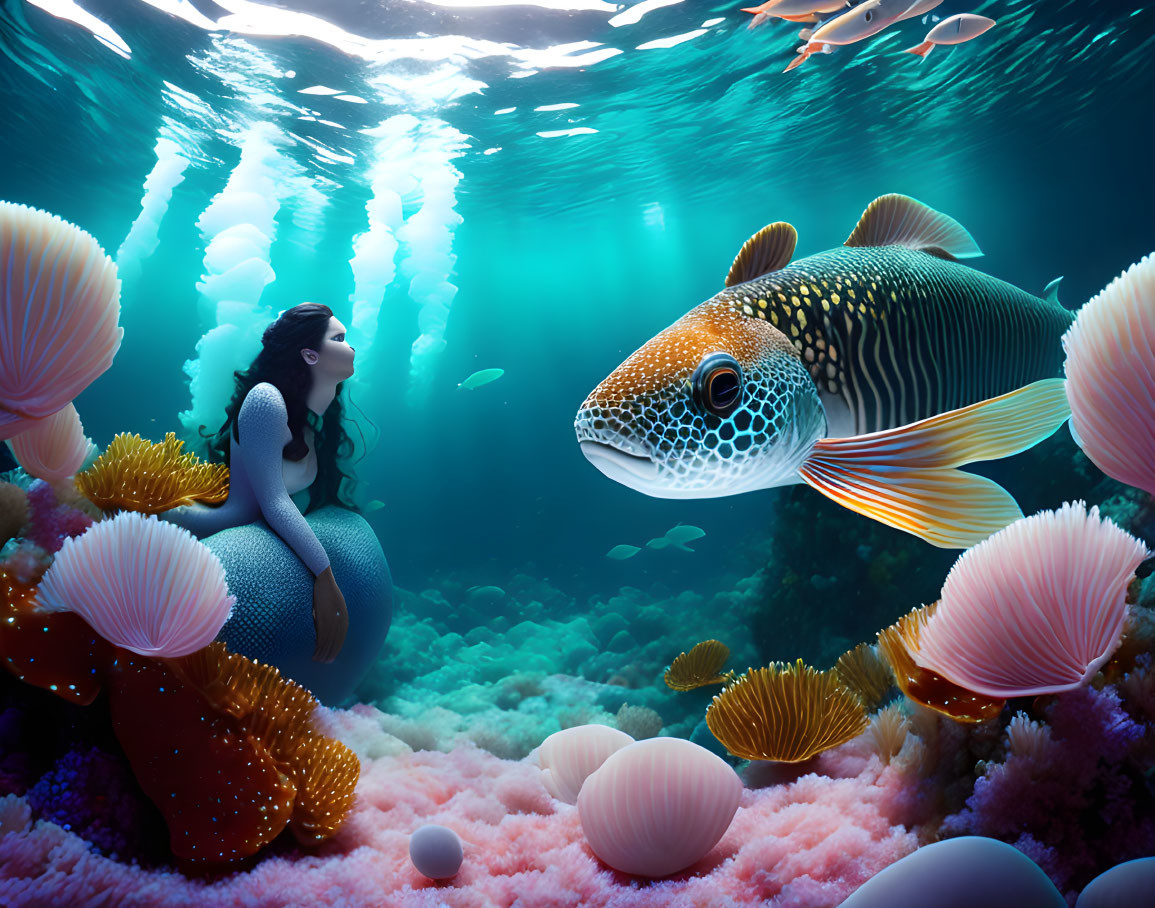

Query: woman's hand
312,566,349,663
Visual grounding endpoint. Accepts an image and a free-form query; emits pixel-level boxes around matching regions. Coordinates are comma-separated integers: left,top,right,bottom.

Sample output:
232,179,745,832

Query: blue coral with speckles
206,506,392,705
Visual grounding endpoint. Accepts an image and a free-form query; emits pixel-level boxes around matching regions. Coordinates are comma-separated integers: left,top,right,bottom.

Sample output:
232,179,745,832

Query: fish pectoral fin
799,458,1022,548
844,193,983,260
797,378,1072,547
812,379,1071,469
726,221,798,287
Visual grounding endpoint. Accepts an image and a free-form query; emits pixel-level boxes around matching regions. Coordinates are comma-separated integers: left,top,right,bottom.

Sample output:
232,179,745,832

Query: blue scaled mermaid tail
203,506,392,705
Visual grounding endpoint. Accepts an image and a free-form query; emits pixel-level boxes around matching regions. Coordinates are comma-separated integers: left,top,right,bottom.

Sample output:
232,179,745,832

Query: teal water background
1,0,1152,612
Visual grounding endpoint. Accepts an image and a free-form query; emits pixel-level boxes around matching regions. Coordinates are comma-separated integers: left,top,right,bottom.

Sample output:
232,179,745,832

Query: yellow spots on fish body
848,288,856,299
797,310,808,330
791,296,800,307
757,298,767,309
800,284,810,296
867,290,875,302
790,324,800,338
821,299,831,312
890,290,897,302
771,311,780,326
831,293,840,306
777,291,787,302
743,304,754,316
804,347,816,363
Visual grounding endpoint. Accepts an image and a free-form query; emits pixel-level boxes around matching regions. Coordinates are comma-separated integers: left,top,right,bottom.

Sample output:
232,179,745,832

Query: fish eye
864,9,872,20
691,352,744,419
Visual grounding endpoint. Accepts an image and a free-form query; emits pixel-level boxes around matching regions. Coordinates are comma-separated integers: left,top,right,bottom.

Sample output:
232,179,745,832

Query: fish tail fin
904,41,934,59
784,49,810,72
798,379,1071,548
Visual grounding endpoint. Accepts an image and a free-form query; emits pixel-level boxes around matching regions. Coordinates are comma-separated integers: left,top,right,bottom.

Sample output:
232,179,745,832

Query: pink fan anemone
0,201,122,440
1064,255,1155,496
913,502,1149,698
7,402,92,481
35,511,235,658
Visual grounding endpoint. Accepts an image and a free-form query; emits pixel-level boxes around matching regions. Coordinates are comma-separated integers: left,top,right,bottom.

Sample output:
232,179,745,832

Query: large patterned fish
575,194,1075,547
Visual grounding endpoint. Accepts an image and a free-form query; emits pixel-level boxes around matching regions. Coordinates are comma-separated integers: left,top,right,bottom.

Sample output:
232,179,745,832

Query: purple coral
25,747,156,859
941,685,1155,896
25,480,92,554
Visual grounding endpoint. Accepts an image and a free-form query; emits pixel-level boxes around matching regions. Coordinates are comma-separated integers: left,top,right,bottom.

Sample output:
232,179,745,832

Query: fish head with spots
575,296,826,498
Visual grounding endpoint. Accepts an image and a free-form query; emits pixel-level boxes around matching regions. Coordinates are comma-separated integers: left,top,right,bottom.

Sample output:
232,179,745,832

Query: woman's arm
236,383,331,576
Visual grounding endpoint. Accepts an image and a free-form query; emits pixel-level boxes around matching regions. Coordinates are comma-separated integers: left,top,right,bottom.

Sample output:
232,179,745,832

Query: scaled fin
726,222,798,287
845,193,981,260
798,379,1071,548
1044,276,1064,307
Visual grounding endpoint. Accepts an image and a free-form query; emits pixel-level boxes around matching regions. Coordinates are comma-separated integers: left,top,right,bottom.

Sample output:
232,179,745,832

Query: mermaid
163,303,382,679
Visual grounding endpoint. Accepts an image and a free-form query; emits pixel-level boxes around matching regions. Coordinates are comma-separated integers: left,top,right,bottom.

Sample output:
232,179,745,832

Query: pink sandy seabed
0,704,920,908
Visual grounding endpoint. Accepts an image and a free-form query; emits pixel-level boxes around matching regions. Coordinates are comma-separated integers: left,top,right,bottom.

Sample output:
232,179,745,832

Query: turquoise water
2,0,1152,603
2,0,1155,900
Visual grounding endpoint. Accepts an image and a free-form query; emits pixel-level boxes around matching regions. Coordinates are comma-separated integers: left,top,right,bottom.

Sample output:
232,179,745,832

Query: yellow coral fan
664,639,735,691
76,432,228,514
834,642,894,711
877,603,1004,724
705,659,868,762
167,642,359,843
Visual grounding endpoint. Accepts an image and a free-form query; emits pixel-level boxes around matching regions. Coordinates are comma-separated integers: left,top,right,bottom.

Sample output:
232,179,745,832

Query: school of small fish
740,0,996,72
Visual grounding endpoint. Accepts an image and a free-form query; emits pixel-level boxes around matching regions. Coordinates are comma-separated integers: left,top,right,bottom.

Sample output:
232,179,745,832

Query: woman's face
302,316,355,380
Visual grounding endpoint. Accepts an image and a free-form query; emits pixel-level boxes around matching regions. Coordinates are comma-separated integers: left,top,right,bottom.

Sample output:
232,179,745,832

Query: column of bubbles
179,122,283,442
347,114,465,407
399,118,465,406
347,118,406,373
114,132,191,292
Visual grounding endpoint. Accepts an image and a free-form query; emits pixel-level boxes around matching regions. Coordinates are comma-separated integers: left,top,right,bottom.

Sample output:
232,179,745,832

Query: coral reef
940,684,1155,895
0,702,927,907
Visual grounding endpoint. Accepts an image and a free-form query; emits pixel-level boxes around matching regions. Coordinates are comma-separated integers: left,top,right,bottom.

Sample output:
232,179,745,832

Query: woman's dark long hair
206,303,357,513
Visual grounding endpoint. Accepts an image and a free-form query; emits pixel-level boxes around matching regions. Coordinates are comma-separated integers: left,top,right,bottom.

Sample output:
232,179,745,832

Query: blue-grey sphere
1076,857,1155,908
409,824,464,880
205,506,392,705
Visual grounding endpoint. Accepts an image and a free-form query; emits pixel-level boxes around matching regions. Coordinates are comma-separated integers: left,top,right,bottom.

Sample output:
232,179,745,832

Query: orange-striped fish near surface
574,194,1074,548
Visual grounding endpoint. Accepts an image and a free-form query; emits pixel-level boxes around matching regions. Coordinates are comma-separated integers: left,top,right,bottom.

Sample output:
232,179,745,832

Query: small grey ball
409,824,463,880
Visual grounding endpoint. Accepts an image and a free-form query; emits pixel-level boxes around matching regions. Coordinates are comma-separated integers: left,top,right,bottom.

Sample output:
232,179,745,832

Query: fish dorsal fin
1044,276,1064,307
798,379,1070,548
845,194,983,261
726,222,798,287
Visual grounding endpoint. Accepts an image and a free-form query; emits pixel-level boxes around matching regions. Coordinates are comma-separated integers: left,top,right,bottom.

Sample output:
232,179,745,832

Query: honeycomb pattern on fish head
575,300,827,497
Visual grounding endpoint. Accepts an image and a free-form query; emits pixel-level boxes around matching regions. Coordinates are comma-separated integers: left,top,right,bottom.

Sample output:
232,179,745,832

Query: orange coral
705,659,868,762
877,603,1004,724
76,432,229,514
0,568,113,704
834,642,894,711
664,639,735,691
0,573,357,863
159,642,360,853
